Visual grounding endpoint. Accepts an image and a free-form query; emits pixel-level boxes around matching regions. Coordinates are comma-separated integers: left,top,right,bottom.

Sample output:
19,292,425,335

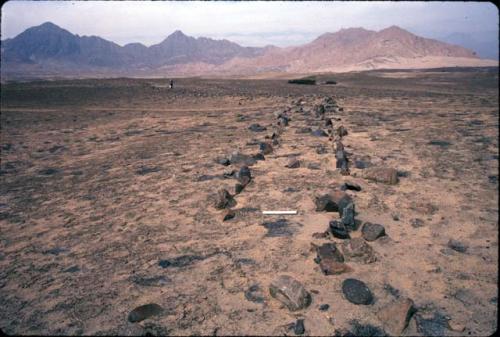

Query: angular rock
342,238,377,264
316,145,328,154
286,158,301,169
213,189,236,209
236,166,252,184
269,275,312,311
341,203,356,230
363,167,399,185
314,191,352,213
315,243,344,263
248,123,267,132
337,126,348,137
377,297,415,336
325,118,333,127
319,304,330,311
362,223,386,241
216,157,231,166
222,169,236,178
222,209,235,221
342,278,373,305
234,183,245,194
294,319,305,335
259,142,273,155
245,284,265,303
278,116,289,127
253,153,265,161
447,239,468,253
341,181,361,192
314,104,325,117
128,303,163,323
229,151,256,166
329,220,350,239
319,259,352,275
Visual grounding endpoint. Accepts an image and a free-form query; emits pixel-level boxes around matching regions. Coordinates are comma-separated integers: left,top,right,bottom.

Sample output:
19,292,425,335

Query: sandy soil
0,68,498,336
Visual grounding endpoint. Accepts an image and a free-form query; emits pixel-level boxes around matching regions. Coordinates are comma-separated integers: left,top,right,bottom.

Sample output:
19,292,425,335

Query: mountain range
1,22,497,79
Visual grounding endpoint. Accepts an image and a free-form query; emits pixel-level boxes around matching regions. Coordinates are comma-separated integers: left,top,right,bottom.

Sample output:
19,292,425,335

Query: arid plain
0,68,498,336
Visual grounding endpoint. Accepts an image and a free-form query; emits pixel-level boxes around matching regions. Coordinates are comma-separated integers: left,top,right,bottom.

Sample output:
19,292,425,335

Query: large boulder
269,275,312,311
362,167,399,185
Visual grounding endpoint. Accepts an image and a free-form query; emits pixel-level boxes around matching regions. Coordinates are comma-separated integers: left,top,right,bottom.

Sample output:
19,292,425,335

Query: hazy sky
1,1,498,47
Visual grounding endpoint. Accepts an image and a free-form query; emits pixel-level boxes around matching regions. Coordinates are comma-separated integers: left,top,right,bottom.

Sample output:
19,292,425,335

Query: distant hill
1,22,497,79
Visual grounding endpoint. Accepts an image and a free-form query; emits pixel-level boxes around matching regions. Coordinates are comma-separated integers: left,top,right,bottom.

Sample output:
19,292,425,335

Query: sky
1,1,498,48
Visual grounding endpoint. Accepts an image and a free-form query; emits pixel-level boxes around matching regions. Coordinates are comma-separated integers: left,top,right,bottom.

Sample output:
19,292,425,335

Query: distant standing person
169,79,174,89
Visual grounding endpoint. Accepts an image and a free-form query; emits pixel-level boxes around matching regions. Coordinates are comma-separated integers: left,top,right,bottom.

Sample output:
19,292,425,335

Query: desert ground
0,68,498,336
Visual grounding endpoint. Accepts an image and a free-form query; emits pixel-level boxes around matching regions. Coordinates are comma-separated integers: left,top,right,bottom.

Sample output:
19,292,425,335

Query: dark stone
342,278,374,305
314,243,351,275
447,239,468,253
361,223,386,241
223,169,236,178
38,168,60,175
269,275,311,311
348,320,386,337
319,304,330,311
236,166,252,184
294,319,305,335
128,303,163,323
296,127,312,134
158,254,205,268
354,160,370,169
213,189,236,209
410,218,425,228
286,158,301,168
312,231,329,239
341,182,361,191
222,209,235,221
131,275,170,287
278,116,289,127
234,183,245,194
415,312,450,336
216,157,231,166
64,266,80,273
341,203,356,230
259,142,273,155
248,123,267,132
329,220,350,239
428,140,452,147
337,126,348,137
261,219,294,237
245,284,265,303
311,129,328,137
315,243,344,262
307,162,321,170
43,247,68,255
253,153,265,161
325,118,333,127
314,191,352,213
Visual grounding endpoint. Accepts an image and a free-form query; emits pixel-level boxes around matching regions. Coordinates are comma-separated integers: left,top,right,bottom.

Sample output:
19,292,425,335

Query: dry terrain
0,68,498,336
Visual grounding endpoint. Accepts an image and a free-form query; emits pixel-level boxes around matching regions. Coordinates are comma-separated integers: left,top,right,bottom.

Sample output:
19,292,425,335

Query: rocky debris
294,319,305,335
228,151,256,166
342,238,377,264
314,104,326,118
354,159,371,169
38,168,60,175
278,116,290,127
213,189,236,209
130,275,170,287
236,166,252,185
447,319,465,332
336,126,348,137
414,311,450,336
314,190,353,213
296,127,312,134
341,181,361,191
329,220,350,239
222,169,236,178
316,145,328,154
248,123,267,132
158,254,205,268
335,142,350,175
245,284,265,303
285,158,301,168
259,142,273,155
376,297,415,335
307,162,321,170
447,239,468,253
325,118,333,128
341,203,356,230
313,243,351,275
410,218,424,228
252,153,265,161
269,275,312,311
342,278,374,305
312,231,329,239
261,219,296,237
383,284,401,298
128,303,163,323
311,129,328,137
234,183,245,194
362,223,386,241
319,258,352,275
215,157,231,166
319,304,330,311
222,209,235,221
363,167,399,185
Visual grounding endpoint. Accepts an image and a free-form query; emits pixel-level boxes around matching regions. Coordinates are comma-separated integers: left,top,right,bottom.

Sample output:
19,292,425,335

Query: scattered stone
296,127,312,134
415,312,450,336
316,145,328,154
278,116,289,127
428,140,452,147
38,168,60,175
336,126,348,137
228,152,256,166
341,182,361,191
222,209,235,221
236,166,252,184
314,191,352,213
128,303,163,323
234,183,245,194
312,231,329,239
447,239,468,253
43,247,68,255
341,203,356,230
376,297,415,335
314,104,326,117
252,153,265,161
269,275,312,311
342,238,377,264
319,304,330,311
354,159,370,169
453,288,479,306
342,278,374,305
245,284,265,303
261,219,295,237
325,118,333,127
131,275,170,287
222,169,236,178
64,266,80,273
248,123,267,132
196,174,219,182
307,162,321,170
286,158,301,168
329,220,350,239
314,243,351,275
259,142,273,155
311,129,328,137
319,258,353,275
410,218,424,228
213,189,236,209
363,167,399,185
294,319,305,335
361,223,386,241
